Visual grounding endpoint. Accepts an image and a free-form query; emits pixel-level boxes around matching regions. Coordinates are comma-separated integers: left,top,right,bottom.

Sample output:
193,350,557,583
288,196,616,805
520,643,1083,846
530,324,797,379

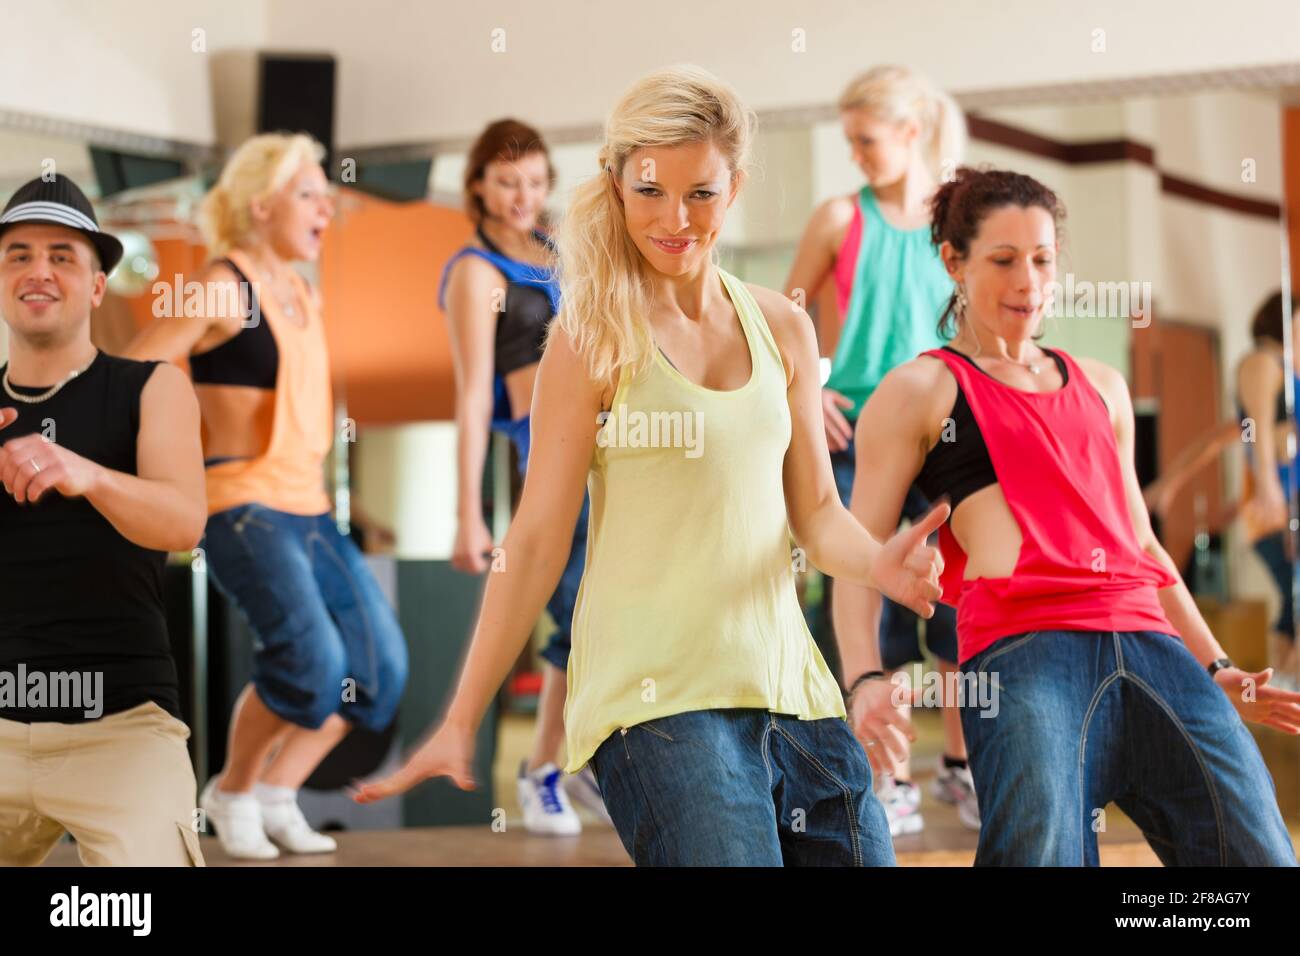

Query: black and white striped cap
0,174,123,274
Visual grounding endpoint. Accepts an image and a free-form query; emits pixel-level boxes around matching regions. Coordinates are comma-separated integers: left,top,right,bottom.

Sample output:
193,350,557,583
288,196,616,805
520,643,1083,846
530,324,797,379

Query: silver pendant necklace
961,337,1042,374
2,352,98,404
246,252,300,318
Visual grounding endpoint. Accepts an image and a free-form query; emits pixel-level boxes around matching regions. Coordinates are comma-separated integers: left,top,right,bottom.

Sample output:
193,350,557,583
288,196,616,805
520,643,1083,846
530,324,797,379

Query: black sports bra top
476,227,558,377
914,346,1073,512
189,257,278,389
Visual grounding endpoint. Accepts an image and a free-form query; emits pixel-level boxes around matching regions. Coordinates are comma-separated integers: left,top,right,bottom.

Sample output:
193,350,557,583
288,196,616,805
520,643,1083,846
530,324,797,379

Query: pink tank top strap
832,197,863,319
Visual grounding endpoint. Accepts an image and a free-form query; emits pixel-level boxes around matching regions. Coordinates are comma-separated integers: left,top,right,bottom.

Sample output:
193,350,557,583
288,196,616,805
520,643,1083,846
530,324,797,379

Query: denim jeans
959,629,1298,866
589,708,895,866
203,504,409,732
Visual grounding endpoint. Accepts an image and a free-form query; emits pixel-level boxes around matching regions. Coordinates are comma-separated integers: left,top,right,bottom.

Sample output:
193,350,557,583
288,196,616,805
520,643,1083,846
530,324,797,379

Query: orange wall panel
96,194,470,428
320,192,472,425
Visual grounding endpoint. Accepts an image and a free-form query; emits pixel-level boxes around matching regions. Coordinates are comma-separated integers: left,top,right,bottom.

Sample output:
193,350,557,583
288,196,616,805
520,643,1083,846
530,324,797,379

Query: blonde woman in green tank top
354,65,947,866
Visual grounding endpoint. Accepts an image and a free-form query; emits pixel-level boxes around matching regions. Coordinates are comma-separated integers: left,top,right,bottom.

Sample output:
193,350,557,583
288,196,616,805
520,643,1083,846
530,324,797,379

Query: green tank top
825,186,953,420
562,267,845,773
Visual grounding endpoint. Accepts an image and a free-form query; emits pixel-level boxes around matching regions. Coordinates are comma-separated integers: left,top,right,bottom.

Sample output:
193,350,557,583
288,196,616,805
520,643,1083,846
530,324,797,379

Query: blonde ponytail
925,87,967,181
838,65,967,181
549,64,755,390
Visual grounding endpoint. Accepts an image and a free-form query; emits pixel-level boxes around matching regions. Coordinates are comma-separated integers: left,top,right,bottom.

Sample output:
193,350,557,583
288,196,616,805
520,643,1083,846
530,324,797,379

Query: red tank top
923,347,1177,663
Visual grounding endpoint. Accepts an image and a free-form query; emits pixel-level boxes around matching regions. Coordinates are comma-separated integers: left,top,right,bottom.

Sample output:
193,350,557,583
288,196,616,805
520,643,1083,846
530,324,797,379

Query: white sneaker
258,790,338,854
518,761,582,836
930,758,981,830
200,778,280,860
566,765,614,825
878,776,924,837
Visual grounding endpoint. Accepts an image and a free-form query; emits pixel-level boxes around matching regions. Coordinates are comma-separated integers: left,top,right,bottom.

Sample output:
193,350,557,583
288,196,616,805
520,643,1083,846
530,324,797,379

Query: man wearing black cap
0,174,208,865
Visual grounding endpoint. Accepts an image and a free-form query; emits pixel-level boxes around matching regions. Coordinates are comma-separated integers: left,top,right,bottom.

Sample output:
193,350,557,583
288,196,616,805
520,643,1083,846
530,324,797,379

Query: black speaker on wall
256,53,336,173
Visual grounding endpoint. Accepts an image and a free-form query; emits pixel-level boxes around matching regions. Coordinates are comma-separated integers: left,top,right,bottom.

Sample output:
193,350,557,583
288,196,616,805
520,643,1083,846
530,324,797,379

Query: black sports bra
474,227,558,377
189,258,278,389
914,346,1072,511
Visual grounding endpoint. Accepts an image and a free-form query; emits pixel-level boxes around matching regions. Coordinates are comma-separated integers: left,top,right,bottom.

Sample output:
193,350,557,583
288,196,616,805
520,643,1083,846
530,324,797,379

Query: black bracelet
1206,657,1234,678
845,670,887,698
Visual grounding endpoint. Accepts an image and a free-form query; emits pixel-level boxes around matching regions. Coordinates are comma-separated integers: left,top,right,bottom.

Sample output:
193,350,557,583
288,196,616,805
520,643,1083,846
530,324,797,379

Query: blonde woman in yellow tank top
356,66,946,866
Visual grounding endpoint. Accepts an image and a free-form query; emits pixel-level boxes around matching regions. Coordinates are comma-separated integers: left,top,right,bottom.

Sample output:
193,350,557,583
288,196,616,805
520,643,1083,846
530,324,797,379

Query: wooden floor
39,708,1300,867
42,822,1169,867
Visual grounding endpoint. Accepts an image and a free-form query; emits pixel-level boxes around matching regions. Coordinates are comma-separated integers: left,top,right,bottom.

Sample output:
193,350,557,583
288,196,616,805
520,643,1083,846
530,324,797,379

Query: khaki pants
0,701,205,866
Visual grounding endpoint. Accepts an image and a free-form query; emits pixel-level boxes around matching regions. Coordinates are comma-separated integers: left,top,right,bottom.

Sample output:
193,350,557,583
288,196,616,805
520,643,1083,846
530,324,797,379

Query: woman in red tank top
839,167,1300,865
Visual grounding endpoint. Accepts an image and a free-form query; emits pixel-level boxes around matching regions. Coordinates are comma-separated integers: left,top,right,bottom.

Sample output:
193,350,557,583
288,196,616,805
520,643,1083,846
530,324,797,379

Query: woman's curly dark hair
929,166,1066,338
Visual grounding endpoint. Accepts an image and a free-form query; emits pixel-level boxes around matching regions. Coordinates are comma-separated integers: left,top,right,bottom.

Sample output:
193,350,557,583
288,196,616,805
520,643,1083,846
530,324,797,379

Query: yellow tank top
562,267,846,773
204,249,334,517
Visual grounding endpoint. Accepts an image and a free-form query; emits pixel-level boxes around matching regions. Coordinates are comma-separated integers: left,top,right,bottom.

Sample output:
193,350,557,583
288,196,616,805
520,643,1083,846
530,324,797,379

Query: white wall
4,0,1298,145
263,0,1300,146
353,422,460,560
978,92,1289,609
0,0,269,144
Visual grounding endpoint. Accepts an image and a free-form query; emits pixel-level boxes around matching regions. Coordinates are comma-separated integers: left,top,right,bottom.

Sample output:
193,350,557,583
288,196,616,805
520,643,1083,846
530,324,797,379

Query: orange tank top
203,248,334,516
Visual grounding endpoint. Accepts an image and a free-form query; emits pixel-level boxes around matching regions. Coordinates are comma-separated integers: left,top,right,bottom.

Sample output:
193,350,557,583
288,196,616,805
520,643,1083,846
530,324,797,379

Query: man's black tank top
0,351,180,723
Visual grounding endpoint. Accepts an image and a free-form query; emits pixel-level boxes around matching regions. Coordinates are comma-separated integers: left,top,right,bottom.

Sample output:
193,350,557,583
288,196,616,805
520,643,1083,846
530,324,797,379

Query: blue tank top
438,228,561,461
438,228,560,380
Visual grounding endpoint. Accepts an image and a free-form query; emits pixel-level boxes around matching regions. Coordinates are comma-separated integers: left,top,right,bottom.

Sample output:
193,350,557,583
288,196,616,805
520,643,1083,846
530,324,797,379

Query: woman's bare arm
1239,351,1285,496
351,324,603,801
1084,356,1300,732
782,195,853,338
1142,418,1241,515
834,360,941,683
441,325,601,734
443,255,504,568
123,261,244,363
1081,358,1226,664
752,285,944,618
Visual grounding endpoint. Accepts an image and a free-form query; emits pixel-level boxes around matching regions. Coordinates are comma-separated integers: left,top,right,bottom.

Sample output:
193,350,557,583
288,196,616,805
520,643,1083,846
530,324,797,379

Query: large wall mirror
2,62,1298,827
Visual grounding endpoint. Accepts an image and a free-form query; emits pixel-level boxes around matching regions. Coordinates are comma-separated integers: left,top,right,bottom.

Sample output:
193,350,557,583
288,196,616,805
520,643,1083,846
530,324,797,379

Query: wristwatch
1206,657,1234,678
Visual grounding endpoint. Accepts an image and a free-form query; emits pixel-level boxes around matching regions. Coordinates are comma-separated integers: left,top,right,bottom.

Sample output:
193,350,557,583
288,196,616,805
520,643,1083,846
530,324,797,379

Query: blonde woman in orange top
127,133,408,860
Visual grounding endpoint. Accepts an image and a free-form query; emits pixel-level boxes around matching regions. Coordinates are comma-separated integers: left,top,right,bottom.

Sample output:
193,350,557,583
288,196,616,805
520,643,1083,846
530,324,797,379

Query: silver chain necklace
1000,355,1043,375
2,352,98,404
958,337,1043,375
245,253,300,318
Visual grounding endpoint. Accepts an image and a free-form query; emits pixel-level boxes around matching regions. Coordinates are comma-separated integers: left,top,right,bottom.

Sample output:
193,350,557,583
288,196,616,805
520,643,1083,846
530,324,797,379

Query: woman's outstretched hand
869,501,949,618
351,722,478,803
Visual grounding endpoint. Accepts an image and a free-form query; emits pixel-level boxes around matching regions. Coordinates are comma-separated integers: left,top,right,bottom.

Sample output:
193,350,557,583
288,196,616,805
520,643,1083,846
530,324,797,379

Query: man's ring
29,458,41,474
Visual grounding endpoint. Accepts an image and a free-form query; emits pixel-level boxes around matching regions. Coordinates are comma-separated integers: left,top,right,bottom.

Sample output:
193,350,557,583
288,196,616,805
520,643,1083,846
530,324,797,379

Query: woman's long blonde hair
550,64,755,390
199,132,325,256
838,65,966,180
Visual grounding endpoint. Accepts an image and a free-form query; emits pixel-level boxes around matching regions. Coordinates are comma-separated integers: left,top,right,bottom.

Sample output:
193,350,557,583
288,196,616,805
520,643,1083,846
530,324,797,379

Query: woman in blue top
784,65,973,837
1237,291,1300,691
1144,291,1300,692
438,119,601,834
